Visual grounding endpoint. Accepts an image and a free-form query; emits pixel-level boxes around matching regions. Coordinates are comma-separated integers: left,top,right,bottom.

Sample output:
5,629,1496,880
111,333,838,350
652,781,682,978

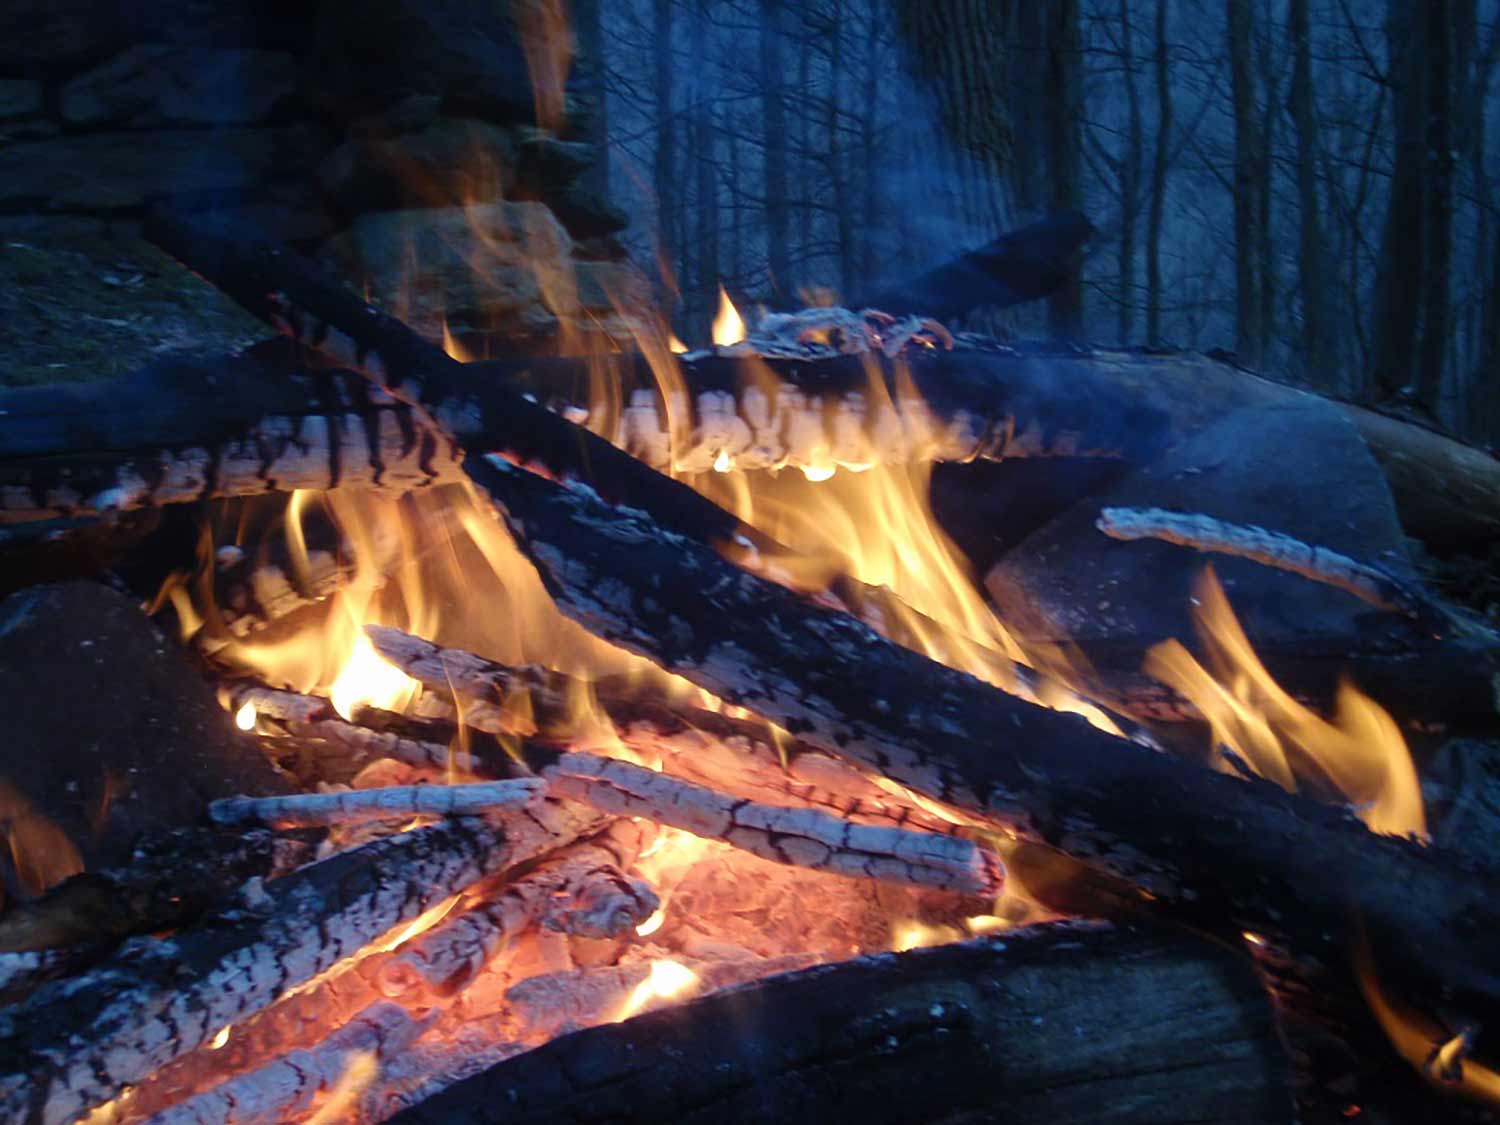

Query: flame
616,958,700,1021
208,1026,231,1050
1146,568,1425,838
329,629,419,722
711,286,744,346
668,332,688,355
234,701,257,731
0,779,83,899
892,920,962,952
441,317,475,363
306,1048,379,1125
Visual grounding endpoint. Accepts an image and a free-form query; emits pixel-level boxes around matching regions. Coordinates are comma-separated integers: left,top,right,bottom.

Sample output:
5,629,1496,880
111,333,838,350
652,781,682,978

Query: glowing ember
208,1026,231,1050
233,701,257,731
712,449,732,474
634,907,666,937
711,285,744,346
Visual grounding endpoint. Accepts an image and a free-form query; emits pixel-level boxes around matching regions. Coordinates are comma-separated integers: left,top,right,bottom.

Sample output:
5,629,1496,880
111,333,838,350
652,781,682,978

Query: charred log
387,923,1294,1125
468,453,1500,1032
0,799,596,1125
207,778,545,829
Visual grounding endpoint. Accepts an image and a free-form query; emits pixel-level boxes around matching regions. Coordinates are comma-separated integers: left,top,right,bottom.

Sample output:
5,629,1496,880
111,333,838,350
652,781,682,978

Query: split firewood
1095,506,1434,620
377,819,658,1000
386,923,1293,1125
140,1001,423,1125
548,752,1004,896
0,352,460,524
468,452,1500,1029
0,798,598,1125
207,778,546,830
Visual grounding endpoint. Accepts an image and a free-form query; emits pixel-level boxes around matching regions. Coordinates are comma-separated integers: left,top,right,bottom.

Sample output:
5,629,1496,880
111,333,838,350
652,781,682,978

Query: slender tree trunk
797,30,813,270
761,0,790,294
652,0,677,287
829,0,856,294
859,7,880,285
574,0,608,201
1370,0,1429,400
1254,0,1276,367
730,109,744,284
1005,0,1048,216
692,0,719,334
1147,0,1172,346
1289,0,1332,386
1229,0,1263,367
1118,0,1143,342
1045,0,1084,341
1417,0,1454,412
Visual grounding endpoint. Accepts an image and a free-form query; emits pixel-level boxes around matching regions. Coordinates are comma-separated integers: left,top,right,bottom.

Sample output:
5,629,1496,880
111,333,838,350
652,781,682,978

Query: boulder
0,80,42,121
317,118,517,214
0,125,327,212
0,583,289,891
60,44,298,127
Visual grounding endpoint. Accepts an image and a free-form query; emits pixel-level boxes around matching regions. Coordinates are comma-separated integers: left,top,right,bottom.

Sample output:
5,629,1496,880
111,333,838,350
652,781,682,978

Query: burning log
377,819,657,1000
385,923,1293,1125
1095,507,1432,621
0,350,460,524
141,1001,422,1125
0,799,597,1125
207,778,545,829
467,452,1500,1025
548,752,1003,895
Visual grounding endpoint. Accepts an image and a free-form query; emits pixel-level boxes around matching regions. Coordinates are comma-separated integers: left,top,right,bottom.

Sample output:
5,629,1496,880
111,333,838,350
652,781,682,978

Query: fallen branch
548,753,1003,896
469,452,1500,1025
386,923,1292,1125
142,1001,422,1125
207,779,546,829
1095,507,1432,619
0,799,595,1125
377,818,657,1001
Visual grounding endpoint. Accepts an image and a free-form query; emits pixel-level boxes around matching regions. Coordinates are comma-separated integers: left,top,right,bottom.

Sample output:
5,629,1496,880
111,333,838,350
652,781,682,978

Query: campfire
2,201,1500,1125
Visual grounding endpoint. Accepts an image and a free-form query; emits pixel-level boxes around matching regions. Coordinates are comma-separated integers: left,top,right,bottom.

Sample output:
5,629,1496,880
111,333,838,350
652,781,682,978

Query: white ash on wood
0,799,596,1125
140,1002,422,1125
1095,506,1432,619
208,778,546,829
377,819,657,1000
548,752,1004,896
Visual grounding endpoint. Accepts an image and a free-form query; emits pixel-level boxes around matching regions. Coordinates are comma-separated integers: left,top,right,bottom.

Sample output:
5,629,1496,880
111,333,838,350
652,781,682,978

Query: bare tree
1418,0,1455,409
1229,0,1263,366
1146,0,1172,346
1045,0,1084,340
652,0,677,282
1117,0,1145,342
1289,0,1332,384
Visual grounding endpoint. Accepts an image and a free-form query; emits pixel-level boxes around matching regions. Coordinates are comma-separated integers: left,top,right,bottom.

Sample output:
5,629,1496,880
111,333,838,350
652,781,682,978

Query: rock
512,126,596,190
306,0,539,123
1426,739,1500,868
0,583,289,890
0,125,327,212
60,44,298,127
326,202,570,339
317,118,517,214
985,394,1413,650
542,182,630,239
0,80,42,121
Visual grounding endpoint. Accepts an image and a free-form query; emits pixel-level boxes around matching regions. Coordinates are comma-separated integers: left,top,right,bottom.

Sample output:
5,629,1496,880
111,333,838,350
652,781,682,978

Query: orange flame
1146,567,1425,839
711,286,744,346
615,958,700,1021
0,779,83,899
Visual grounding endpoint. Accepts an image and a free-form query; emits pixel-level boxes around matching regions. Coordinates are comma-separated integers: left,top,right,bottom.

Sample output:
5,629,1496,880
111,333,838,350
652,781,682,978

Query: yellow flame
892,920,962,952
711,285,744,346
1146,568,1425,838
634,907,666,937
234,701,257,732
0,779,83,898
208,1026,231,1050
616,958,700,1021
668,332,688,355
329,629,419,722
306,1048,379,1125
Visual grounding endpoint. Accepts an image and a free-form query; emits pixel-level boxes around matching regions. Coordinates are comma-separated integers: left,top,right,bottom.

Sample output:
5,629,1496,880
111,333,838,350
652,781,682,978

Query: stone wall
1,0,643,384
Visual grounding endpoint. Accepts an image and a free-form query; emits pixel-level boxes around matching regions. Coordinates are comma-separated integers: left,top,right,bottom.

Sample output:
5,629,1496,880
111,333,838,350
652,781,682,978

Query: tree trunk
1045,0,1084,341
692,0,718,331
858,5,880,285
1147,0,1172,346
829,0,856,295
573,0,608,201
761,0,790,293
652,0,676,291
1254,0,1276,366
1289,0,1333,386
1416,0,1454,413
1118,0,1143,343
1229,0,1263,367
1370,0,1429,400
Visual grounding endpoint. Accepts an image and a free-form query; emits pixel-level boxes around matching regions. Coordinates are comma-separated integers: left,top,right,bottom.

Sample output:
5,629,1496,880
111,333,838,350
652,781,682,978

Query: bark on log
387,923,1294,1125
468,453,1500,1026
548,752,1003,895
0,349,460,524
0,799,594,1125
207,778,545,829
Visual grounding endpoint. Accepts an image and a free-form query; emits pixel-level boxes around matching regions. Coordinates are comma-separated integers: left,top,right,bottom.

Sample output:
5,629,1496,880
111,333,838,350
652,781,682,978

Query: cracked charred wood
0,826,291,960
0,799,596,1125
468,453,1500,1029
847,211,1095,318
387,922,1293,1125
0,349,460,525
548,752,1003,895
208,778,546,829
